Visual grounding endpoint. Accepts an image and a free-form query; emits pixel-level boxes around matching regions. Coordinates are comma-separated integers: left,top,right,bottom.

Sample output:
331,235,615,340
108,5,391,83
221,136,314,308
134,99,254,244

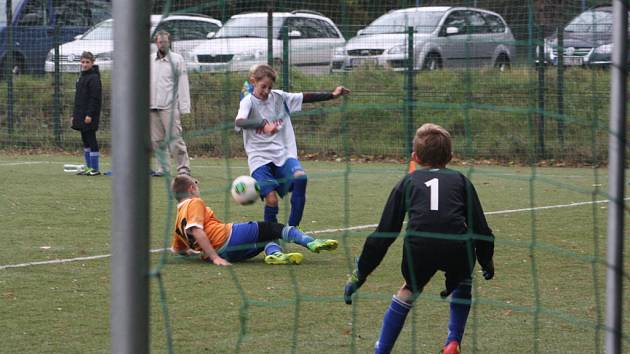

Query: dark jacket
72,65,102,131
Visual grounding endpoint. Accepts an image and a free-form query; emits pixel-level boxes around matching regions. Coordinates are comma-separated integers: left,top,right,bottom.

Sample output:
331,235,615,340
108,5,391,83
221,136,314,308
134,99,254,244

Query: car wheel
423,53,442,71
495,54,510,72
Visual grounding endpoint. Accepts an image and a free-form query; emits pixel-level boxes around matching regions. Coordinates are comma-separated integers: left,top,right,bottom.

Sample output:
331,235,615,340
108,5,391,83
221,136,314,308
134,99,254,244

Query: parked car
187,10,345,73
542,5,630,67
44,14,221,72
331,6,515,72
0,0,112,78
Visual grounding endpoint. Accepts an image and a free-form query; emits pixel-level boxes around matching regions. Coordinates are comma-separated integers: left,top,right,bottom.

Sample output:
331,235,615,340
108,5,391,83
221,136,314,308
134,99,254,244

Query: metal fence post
537,25,545,159
267,2,274,66
282,25,289,91
405,26,414,157
556,27,565,153
53,23,62,146
6,0,13,136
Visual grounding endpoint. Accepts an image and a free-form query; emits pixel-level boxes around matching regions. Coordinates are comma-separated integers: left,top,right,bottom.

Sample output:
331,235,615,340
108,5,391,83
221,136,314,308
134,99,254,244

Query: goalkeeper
170,175,338,266
344,123,495,354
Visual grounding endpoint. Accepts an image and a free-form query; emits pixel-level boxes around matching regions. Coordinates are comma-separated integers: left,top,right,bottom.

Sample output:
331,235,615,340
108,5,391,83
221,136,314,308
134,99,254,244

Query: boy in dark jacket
344,123,495,354
71,51,102,176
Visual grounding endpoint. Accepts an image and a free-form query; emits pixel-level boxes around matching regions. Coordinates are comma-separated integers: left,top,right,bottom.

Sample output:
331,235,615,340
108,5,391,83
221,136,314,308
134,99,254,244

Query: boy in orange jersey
170,175,338,265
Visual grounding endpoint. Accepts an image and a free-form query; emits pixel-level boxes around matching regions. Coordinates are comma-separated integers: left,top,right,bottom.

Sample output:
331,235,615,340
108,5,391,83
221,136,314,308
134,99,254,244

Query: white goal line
1,197,628,271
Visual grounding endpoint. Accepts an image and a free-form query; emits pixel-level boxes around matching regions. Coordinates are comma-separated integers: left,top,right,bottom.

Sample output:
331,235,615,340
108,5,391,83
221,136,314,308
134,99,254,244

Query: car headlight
96,51,113,61
233,49,264,62
333,47,346,56
594,43,612,55
387,44,407,54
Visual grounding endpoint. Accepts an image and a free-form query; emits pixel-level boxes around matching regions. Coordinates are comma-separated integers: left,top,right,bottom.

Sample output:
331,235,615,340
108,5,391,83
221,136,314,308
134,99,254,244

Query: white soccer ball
231,175,260,205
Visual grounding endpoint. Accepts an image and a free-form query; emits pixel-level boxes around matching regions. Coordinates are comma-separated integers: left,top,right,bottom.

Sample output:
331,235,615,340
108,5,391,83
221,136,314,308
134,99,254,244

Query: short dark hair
171,175,197,201
80,51,95,62
413,123,452,167
252,63,276,82
154,30,171,41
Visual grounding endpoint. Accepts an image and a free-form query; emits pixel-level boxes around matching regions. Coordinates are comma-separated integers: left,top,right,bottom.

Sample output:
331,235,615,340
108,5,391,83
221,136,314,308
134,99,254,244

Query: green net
0,0,628,353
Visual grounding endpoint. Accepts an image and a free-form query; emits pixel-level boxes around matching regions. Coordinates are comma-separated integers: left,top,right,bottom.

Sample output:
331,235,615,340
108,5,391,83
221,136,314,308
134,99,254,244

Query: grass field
1,153,629,353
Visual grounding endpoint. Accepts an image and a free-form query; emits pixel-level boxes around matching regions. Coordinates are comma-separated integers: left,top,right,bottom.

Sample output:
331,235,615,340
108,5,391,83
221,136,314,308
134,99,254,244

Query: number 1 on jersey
424,178,439,210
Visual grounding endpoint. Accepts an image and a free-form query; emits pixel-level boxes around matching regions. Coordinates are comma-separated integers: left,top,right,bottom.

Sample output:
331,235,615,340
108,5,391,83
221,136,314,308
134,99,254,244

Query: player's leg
79,130,91,174
256,222,303,264
166,109,191,176
279,158,307,227
150,110,167,175
443,277,472,353
85,129,100,175
374,260,434,354
257,222,337,253
374,285,417,354
252,164,280,223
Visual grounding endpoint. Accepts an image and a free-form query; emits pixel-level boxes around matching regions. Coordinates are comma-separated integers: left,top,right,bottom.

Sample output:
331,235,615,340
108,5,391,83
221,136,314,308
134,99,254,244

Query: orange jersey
171,197,232,254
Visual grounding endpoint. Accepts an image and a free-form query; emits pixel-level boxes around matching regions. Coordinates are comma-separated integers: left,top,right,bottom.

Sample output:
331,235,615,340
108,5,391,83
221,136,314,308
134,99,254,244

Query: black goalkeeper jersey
356,167,494,281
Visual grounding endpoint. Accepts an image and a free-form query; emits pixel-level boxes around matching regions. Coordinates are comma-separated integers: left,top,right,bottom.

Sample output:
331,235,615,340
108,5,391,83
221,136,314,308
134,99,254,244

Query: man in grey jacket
150,30,192,176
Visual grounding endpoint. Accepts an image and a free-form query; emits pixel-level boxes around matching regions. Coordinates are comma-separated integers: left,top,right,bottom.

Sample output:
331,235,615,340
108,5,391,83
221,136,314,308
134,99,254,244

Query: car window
82,20,113,40
564,9,629,33
363,11,445,35
215,16,283,39
155,20,220,41
53,0,111,26
17,0,48,26
316,19,340,38
482,13,506,33
442,10,466,34
0,0,22,24
465,11,489,34
285,17,310,38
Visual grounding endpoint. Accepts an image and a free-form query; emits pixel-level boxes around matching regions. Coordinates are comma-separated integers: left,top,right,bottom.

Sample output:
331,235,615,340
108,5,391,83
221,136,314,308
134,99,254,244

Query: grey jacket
150,50,191,113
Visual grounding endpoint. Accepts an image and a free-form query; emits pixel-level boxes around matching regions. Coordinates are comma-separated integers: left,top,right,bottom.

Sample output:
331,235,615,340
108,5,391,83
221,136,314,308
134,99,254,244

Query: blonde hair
413,123,452,167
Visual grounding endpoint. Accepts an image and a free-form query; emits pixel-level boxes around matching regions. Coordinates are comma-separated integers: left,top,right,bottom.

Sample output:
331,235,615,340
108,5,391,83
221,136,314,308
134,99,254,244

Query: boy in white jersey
235,64,350,227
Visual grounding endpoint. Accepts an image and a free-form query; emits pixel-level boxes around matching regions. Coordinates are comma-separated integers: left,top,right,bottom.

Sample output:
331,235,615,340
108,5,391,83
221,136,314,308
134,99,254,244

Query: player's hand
262,122,277,135
84,115,92,124
332,86,351,98
344,269,365,305
482,260,495,280
211,256,232,267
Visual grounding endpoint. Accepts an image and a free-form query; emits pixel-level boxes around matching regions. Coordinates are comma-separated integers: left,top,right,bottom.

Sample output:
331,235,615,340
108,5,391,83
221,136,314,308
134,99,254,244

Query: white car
188,10,345,73
45,14,221,72
331,6,515,72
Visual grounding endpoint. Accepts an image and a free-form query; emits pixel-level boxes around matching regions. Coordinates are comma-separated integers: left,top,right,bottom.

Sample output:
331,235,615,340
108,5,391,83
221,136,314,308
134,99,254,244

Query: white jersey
235,90,303,172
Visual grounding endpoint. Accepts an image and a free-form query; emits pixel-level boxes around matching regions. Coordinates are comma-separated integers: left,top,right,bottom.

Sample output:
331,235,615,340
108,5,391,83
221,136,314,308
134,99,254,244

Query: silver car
331,6,515,72
188,10,345,73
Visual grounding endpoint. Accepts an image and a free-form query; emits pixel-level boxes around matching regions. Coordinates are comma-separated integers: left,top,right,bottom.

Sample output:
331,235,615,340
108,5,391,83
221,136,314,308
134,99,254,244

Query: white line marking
2,197,628,271
0,161,52,166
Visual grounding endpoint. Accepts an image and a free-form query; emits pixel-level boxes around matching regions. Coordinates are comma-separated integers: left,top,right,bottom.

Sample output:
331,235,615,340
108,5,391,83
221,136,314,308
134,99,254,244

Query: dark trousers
81,130,99,152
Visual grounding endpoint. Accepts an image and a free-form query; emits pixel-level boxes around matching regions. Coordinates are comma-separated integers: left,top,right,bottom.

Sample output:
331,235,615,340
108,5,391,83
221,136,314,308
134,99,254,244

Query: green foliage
0,66,622,163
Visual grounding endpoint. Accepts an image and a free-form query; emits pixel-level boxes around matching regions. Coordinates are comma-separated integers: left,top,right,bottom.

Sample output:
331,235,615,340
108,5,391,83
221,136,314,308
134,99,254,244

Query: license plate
563,56,583,66
351,58,377,66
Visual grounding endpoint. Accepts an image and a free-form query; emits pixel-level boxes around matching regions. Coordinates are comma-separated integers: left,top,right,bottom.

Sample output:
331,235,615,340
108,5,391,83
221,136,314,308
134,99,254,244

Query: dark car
543,5,630,67
0,0,111,77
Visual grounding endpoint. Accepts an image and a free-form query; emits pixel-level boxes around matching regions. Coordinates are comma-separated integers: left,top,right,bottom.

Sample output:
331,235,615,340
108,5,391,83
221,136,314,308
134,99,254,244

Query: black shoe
150,170,164,177
86,169,101,176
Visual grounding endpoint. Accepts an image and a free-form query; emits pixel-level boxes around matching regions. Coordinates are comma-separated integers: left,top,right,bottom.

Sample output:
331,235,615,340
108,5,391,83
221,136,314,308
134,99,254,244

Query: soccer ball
231,175,260,205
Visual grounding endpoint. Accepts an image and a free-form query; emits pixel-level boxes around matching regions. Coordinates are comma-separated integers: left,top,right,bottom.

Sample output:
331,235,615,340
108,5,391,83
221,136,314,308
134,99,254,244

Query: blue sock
288,176,307,226
374,296,412,354
446,282,472,345
89,151,100,171
264,205,278,223
83,148,91,168
264,242,282,256
281,226,314,247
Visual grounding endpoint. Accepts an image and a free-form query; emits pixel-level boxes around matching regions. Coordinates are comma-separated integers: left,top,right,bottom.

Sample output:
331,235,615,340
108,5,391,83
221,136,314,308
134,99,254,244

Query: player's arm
235,117,268,130
345,176,409,304
466,180,495,280
302,86,351,103
188,227,231,266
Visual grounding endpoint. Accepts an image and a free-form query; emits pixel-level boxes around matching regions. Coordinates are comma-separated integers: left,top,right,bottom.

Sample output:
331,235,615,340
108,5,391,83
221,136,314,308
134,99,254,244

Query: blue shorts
218,222,266,262
251,158,305,198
